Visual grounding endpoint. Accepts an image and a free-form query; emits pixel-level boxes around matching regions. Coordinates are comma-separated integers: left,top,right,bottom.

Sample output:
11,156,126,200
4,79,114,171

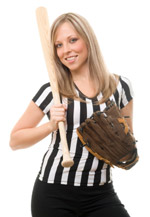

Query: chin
67,64,81,72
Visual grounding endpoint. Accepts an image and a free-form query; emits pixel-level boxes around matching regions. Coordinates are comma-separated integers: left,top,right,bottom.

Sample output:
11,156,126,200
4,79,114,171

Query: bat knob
61,159,74,167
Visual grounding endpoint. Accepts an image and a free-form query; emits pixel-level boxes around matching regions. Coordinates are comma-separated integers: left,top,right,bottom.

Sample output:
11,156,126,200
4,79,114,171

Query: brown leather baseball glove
77,100,139,170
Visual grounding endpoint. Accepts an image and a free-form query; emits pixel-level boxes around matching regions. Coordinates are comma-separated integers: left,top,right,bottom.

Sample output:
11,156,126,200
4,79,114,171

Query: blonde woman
10,13,133,217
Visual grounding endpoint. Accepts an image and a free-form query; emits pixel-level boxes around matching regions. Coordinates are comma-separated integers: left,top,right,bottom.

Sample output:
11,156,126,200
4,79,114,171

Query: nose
63,43,71,54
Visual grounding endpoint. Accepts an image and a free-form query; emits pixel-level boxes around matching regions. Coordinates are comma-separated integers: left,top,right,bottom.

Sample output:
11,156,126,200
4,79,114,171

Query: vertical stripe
121,89,128,107
87,157,99,186
120,76,133,108
93,160,104,185
69,100,81,154
66,98,82,185
68,92,87,185
43,94,54,114
60,99,75,184
38,150,49,180
80,98,94,185
106,165,111,182
92,96,106,185
100,163,108,184
47,150,63,183
114,89,119,107
43,132,61,182
116,81,122,108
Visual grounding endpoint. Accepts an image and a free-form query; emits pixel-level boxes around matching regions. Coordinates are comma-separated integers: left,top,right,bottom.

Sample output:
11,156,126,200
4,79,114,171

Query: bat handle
58,122,74,167
53,93,74,167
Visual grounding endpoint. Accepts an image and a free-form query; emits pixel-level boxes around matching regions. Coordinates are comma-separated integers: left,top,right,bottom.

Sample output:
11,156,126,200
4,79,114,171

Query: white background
0,0,149,216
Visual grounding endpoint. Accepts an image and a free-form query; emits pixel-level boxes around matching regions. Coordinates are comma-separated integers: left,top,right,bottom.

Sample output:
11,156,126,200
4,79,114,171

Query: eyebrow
55,34,78,43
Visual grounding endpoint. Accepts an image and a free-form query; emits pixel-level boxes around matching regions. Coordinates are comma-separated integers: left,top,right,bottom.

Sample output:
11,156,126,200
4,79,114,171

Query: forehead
55,22,79,41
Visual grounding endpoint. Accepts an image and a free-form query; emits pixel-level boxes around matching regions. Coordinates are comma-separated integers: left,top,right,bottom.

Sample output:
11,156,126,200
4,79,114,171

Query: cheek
56,49,62,60
76,42,85,52
76,41,88,56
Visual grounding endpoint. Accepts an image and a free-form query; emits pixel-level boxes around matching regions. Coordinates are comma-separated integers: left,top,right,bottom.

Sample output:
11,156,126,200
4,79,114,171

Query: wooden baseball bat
36,7,74,167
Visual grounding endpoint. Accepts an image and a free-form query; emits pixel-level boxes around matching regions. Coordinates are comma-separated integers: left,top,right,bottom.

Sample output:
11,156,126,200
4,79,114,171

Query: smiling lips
65,55,78,62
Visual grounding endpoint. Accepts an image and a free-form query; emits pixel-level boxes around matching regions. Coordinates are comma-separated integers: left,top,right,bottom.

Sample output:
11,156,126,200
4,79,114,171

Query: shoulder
114,74,132,87
119,75,133,88
32,82,54,115
32,82,52,102
37,82,51,93
116,75,134,108
118,75,134,96
33,82,51,95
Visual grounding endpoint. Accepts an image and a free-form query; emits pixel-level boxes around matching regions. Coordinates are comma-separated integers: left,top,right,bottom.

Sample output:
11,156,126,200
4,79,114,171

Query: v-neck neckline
74,83,98,100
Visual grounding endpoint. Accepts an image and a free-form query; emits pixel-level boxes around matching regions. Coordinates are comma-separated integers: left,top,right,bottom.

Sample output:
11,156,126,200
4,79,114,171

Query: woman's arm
9,101,66,150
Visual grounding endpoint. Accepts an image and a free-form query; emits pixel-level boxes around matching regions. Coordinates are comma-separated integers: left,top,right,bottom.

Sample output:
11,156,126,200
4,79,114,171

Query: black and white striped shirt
32,76,133,186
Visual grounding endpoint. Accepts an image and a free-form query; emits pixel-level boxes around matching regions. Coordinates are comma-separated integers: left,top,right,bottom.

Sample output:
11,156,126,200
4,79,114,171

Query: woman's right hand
49,104,67,132
9,101,67,150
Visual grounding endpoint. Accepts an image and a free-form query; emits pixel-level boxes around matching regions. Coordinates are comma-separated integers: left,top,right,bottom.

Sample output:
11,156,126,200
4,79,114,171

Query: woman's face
54,22,88,74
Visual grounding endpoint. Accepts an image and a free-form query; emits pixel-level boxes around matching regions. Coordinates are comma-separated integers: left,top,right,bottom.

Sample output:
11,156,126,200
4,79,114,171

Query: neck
71,67,91,82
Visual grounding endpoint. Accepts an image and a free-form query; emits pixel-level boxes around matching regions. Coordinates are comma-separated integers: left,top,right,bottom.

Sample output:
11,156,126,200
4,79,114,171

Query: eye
55,43,62,48
70,38,78,43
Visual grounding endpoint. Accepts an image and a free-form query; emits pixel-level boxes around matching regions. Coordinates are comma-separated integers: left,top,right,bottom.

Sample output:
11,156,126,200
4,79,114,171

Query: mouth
65,55,78,62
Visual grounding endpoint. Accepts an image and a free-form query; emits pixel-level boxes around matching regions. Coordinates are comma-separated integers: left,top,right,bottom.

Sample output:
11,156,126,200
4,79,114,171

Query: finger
51,105,66,111
53,104,65,108
51,112,66,117
52,116,66,123
63,104,67,110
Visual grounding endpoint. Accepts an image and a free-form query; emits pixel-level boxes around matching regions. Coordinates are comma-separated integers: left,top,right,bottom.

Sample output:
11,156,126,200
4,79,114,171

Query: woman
10,12,133,217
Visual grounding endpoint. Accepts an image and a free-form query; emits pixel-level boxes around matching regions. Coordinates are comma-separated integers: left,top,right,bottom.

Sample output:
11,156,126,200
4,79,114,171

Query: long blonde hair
50,13,118,104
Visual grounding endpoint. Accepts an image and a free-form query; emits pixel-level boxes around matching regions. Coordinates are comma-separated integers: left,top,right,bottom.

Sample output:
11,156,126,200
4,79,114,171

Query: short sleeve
119,76,134,109
32,83,54,115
